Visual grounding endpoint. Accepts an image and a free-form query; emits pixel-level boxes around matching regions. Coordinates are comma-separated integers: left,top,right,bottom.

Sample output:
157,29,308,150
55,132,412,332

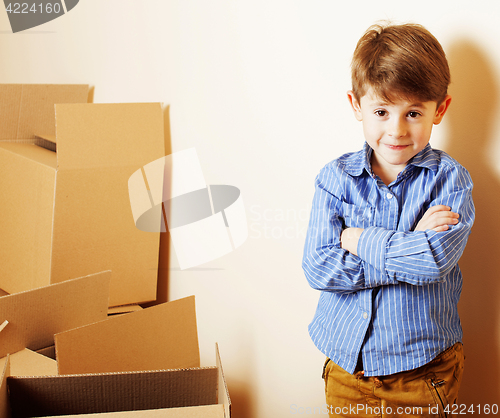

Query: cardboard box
0,294,232,418
0,84,166,306
1,344,230,418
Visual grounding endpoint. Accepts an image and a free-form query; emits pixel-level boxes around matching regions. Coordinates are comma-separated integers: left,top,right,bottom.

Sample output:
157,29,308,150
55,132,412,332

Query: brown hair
351,22,450,105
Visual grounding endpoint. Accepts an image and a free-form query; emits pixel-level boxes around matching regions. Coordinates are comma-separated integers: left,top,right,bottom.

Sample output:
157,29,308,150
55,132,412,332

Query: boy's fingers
434,212,459,222
420,205,449,220
426,208,459,220
430,213,459,226
426,205,451,214
416,206,460,232
417,212,459,232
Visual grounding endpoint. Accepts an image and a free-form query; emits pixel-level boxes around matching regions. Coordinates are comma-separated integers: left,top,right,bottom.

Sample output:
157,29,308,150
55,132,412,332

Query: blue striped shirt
302,142,474,377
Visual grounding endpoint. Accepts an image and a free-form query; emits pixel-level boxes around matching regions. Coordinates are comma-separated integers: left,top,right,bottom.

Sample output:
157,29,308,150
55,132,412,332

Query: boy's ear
433,95,452,125
347,91,363,121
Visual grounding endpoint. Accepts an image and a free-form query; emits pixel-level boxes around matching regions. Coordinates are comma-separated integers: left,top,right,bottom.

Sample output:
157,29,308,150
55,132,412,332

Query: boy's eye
375,110,387,117
408,111,421,118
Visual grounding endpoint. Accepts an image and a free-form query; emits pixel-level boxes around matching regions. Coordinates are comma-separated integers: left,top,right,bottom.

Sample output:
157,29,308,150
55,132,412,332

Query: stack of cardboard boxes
0,85,231,417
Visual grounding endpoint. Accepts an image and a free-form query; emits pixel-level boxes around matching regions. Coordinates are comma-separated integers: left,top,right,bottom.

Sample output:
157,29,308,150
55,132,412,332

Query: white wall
2,1,499,416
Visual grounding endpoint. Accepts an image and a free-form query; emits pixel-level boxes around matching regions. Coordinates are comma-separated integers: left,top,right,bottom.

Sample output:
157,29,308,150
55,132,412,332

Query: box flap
0,84,88,140
0,271,111,358
55,296,199,375
55,103,165,170
2,349,57,377
48,102,165,307
0,356,9,418
8,367,217,417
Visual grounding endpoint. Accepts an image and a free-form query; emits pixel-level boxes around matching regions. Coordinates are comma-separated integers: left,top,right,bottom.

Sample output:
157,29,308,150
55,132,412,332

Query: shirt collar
407,143,440,173
341,142,439,177
340,142,373,177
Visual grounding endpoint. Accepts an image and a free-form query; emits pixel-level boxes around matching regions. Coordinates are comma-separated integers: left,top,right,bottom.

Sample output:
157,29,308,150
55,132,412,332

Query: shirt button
386,193,393,199
363,312,369,319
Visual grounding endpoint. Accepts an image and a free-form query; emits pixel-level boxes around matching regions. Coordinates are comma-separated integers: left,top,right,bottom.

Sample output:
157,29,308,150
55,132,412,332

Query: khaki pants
322,343,464,418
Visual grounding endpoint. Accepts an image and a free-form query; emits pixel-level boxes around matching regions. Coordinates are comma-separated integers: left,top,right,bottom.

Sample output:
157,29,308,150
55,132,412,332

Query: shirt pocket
340,202,374,229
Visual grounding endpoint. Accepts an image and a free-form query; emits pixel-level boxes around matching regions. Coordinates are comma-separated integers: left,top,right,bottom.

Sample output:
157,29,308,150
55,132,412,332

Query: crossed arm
340,205,460,256
302,165,474,293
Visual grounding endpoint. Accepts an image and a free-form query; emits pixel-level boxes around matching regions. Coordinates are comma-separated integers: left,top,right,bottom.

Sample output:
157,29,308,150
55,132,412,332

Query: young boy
302,22,475,417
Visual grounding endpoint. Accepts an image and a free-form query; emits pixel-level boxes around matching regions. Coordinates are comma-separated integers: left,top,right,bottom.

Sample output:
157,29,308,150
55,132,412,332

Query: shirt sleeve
357,164,475,286
302,166,370,294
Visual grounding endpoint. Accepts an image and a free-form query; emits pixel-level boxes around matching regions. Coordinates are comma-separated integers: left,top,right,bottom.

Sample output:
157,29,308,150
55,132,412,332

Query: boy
302,22,474,417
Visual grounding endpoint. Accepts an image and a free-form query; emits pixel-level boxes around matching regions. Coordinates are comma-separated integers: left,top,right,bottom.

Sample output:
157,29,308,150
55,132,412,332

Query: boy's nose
388,119,407,138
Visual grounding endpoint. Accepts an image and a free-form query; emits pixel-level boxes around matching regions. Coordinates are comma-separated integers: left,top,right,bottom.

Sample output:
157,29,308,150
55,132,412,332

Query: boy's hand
415,205,459,232
340,227,364,256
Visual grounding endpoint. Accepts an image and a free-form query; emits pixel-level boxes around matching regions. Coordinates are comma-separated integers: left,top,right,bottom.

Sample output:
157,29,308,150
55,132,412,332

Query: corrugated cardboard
1,345,230,418
0,85,166,306
8,367,218,417
55,296,199,375
0,271,110,359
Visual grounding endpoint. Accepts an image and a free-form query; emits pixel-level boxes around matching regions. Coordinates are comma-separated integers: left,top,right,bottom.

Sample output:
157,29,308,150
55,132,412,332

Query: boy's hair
351,22,450,105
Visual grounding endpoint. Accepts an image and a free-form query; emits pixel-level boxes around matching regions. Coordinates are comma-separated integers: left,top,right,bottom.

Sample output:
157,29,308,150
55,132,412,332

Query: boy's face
347,88,452,174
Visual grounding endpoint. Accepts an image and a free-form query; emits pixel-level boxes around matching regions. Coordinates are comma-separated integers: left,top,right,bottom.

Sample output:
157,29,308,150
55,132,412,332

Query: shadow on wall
446,40,500,403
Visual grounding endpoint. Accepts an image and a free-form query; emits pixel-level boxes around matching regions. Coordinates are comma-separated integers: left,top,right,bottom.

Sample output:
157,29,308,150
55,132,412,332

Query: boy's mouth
384,144,410,150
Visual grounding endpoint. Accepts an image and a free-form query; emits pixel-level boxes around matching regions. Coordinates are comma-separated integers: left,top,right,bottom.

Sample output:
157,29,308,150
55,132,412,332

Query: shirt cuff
357,226,396,287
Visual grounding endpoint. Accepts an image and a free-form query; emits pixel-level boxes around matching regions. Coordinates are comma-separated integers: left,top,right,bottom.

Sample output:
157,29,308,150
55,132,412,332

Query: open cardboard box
1,345,230,418
0,277,231,418
0,84,166,306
